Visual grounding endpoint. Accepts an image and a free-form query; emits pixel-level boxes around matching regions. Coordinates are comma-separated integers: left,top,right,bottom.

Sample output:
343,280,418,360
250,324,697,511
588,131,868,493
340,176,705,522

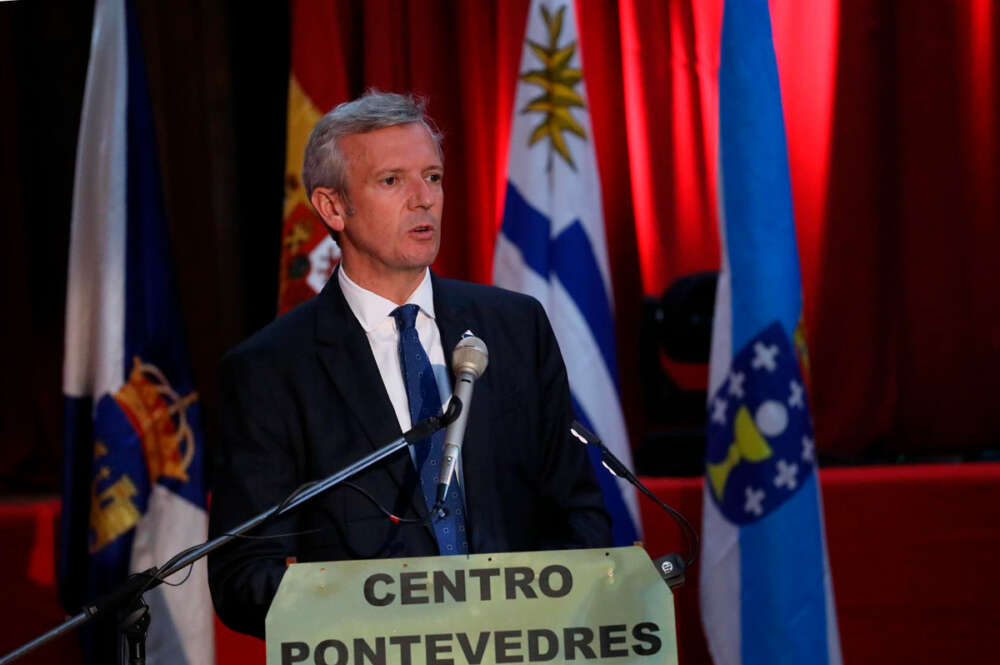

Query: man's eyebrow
370,165,442,178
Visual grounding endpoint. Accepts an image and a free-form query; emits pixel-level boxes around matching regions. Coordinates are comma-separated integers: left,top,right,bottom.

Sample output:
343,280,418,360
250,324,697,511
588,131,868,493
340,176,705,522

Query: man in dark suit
208,92,611,638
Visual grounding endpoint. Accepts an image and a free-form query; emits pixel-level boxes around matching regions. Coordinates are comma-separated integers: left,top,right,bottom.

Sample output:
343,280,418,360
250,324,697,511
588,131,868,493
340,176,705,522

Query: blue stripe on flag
501,182,621,387
571,397,639,546
500,182,550,280
551,221,621,388
740,472,829,665
719,0,801,351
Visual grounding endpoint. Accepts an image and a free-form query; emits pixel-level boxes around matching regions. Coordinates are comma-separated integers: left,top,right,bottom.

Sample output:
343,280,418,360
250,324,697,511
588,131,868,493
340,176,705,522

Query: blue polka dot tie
391,304,468,555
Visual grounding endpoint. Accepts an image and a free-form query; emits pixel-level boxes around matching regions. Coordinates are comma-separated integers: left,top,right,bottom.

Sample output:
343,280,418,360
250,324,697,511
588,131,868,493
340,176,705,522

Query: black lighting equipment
636,271,718,476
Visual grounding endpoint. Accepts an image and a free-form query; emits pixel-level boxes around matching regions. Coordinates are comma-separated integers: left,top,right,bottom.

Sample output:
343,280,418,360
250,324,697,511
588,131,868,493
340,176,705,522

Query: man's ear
310,187,347,233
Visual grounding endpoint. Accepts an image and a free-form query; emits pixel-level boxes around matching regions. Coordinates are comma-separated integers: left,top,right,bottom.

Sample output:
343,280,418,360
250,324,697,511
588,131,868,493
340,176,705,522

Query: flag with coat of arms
700,1,842,664
59,0,213,662
494,0,640,545
278,0,349,315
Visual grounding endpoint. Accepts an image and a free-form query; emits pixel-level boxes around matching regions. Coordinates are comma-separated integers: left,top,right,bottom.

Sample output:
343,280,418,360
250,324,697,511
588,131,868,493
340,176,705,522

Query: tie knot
391,304,420,331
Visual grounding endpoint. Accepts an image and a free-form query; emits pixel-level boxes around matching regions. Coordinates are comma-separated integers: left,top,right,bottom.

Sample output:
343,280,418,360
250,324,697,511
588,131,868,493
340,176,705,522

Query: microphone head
452,336,489,378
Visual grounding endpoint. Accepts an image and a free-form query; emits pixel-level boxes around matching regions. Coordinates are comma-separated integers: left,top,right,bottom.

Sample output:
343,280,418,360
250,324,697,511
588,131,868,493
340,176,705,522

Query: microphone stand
0,402,461,665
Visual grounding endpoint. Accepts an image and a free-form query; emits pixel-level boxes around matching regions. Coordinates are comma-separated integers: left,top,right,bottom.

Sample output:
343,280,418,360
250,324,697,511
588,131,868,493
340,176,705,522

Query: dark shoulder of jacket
432,275,544,317
221,295,320,369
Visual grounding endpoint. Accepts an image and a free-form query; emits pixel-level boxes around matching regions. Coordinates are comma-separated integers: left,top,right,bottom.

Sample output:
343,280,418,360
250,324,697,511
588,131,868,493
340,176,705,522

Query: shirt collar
338,266,436,333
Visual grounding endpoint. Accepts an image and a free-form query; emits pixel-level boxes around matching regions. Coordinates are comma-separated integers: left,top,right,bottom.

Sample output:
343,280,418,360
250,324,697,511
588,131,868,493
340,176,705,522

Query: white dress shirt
337,266,452,434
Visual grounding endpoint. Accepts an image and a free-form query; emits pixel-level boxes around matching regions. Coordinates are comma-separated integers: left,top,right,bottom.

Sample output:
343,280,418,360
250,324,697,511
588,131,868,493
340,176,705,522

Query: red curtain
636,464,1000,665
288,0,1000,458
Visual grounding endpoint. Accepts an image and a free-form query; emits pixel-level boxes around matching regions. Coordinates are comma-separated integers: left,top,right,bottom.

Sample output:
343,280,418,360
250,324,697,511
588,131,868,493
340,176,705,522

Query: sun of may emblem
519,4,587,170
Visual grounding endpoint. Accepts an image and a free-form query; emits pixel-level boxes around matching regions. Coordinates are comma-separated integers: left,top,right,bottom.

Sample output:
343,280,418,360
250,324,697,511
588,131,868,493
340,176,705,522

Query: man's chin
402,243,440,269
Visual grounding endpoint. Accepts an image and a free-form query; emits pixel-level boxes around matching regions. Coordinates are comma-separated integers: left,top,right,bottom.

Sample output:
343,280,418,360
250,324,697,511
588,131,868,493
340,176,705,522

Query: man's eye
382,176,397,185
427,173,442,183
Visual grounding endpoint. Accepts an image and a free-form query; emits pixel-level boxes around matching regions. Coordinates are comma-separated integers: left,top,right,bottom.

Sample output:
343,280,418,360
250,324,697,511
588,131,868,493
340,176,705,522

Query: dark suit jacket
207,272,611,637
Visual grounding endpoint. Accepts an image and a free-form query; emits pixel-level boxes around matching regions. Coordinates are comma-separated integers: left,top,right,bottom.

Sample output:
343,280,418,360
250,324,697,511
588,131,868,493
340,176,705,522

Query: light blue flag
59,0,214,662
494,0,640,545
700,2,842,664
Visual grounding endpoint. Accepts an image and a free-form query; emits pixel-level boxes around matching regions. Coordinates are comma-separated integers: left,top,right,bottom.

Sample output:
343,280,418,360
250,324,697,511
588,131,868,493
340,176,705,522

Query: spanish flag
278,0,350,315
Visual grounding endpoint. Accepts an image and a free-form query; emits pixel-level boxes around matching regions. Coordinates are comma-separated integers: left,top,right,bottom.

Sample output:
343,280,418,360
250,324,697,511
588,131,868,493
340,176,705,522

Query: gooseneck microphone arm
0,402,461,665
569,420,699,588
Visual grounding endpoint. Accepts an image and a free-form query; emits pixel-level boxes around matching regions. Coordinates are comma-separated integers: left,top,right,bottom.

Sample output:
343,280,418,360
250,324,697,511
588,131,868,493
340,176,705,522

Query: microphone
435,335,489,510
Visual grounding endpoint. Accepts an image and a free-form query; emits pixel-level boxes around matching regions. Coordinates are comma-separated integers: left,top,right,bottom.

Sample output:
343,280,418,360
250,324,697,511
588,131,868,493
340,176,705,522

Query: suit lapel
314,273,429,520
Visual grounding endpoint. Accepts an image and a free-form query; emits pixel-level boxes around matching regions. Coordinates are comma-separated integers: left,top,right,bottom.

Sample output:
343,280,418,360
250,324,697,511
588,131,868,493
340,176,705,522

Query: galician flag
700,2,842,664
59,0,213,662
494,0,640,545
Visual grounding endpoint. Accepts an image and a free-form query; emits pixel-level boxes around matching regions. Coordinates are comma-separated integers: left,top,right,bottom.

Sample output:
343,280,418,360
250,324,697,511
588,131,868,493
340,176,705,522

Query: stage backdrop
2,0,999,492
265,0,1000,462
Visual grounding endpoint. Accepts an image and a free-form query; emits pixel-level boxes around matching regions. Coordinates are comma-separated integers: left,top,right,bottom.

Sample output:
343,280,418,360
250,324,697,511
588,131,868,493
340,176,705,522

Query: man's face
334,122,444,283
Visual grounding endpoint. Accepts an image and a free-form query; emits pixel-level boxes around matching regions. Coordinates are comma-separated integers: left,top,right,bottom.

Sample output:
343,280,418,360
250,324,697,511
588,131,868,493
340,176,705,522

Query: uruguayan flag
59,0,213,662
494,0,640,545
700,2,842,664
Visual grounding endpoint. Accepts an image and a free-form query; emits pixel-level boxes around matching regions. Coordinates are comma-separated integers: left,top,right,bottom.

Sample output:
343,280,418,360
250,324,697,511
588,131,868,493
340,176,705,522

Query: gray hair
302,91,444,203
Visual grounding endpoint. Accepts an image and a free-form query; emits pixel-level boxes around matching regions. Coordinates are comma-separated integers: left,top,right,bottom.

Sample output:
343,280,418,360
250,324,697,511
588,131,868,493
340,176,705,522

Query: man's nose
408,177,434,209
